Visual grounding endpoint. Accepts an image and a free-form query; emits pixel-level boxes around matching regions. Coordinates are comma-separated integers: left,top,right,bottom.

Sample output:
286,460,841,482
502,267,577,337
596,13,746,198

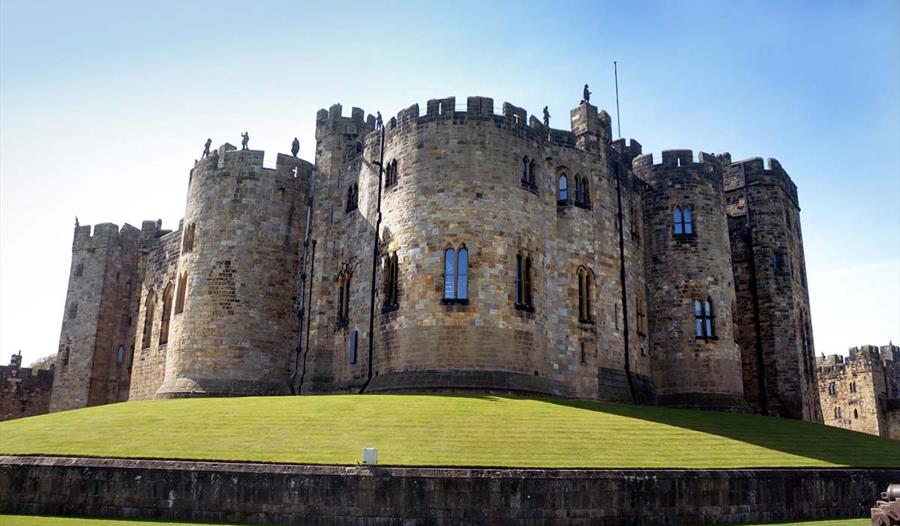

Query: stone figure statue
376,111,383,129
241,132,250,150
583,84,591,104
75,216,79,227
543,106,551,127
291,138,300,158
202,138,212,158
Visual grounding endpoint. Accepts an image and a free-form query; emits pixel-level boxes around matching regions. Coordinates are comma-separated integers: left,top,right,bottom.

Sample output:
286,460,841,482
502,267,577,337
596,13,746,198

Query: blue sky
1,0,898,365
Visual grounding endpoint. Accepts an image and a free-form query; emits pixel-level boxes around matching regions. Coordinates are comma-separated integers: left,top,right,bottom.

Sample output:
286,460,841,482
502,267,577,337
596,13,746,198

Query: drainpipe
288,166,316,394
361,125,386,393
614,161,637,403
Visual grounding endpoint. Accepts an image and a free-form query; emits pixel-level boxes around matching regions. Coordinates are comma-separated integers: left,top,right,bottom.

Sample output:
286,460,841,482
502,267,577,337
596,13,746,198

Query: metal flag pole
614,61,622,139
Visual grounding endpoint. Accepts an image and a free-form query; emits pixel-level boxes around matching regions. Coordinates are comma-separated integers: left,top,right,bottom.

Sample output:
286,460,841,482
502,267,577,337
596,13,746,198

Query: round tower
155,145,313,398
634,150,747,411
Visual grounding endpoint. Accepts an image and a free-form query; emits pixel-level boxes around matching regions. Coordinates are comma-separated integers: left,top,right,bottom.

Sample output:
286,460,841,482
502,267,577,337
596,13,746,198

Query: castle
46,95,822,422
817,343,900,438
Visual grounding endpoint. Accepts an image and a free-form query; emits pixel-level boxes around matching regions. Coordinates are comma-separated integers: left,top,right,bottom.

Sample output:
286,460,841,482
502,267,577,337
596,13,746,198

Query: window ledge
514,303,535,313
578,319,595,326
441,298,469,306
695,335,718,342
557,200,569,207
674,232,697,240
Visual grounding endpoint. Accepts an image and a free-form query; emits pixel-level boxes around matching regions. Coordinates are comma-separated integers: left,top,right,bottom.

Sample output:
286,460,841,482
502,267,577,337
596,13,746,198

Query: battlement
633,149,721,172
610,138,643,165
315,103,375,140
73,222,142,250
192,144,313,183
723,156,799,206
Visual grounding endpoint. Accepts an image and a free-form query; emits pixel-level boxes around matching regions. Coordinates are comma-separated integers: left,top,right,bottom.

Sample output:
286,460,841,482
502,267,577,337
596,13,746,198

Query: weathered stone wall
818,344,900,438
0,355,53,421
50,222,143,412
724,156,821,422
154,146,314,398
2,456,895,525
634,150,746,411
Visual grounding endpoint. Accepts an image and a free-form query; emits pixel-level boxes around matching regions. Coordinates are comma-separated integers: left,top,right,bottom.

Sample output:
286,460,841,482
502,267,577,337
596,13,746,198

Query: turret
153,147,314,398
634,150,747,411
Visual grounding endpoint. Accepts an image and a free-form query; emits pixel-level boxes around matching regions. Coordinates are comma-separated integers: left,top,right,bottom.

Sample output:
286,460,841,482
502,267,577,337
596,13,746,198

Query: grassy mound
1,395,898,468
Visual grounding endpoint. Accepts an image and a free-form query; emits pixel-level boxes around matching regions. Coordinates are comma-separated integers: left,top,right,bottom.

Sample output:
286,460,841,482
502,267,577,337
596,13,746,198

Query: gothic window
573,175,590,208
850,381,857,393
443,246,469,303
558,173,569,204
142,289,156,349
514,253,534,310
68,302,78,319
346,183,358,212
636,295,646,337
337,272,352,327
175,272,187,314
577,267,594,323
385,159,399,188
694,297,715,339
383,252,399,311
521,157,537,190
834,406,842,419
116,345,125,364
182,223,195,253
159,282,174,346
75,263,84,277
828,382,836,396
674,206,694,235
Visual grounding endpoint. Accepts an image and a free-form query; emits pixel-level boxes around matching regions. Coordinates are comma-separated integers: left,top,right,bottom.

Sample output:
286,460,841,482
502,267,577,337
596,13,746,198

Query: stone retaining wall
1,456,895,525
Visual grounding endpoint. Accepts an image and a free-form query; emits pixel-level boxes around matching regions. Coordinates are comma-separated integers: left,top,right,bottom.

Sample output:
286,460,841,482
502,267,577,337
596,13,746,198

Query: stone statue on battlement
543,106,551,127
376,111,383,130
582,84,591,104
291,138,300,158
241,132,250,150
202,138,212,158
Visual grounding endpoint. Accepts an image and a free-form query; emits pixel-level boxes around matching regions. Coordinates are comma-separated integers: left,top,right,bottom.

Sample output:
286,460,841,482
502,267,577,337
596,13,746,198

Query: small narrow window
850,381,857,393
674,207,684,234
683,208,694,234
521,157,529,183
853,409,858,419
116,345,125,364
75,263,84,277
385,159,399,188
558,174,568,204
582,179,590,207
443,246,469,303
694,296,715,339
580,341,587,365
159,282,174,345
515,254,523,305
528,160,536,187
142,289,156,349
383,252,399,311
182,223,195,253
338,273,351,326
346,183,358,212
68,302,78,319
828,382,836,396
63,346,70,366
514,253,534,310
524,255,533,307
175,272,187,314
573,176,580,205
577,267,594,323
457,247,468,300
443,248,456,300
636,296,646,336
348,329,358,364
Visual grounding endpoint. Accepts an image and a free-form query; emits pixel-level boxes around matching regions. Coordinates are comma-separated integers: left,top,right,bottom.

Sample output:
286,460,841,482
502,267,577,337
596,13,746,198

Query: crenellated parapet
723,157,799,208
73,223,142,251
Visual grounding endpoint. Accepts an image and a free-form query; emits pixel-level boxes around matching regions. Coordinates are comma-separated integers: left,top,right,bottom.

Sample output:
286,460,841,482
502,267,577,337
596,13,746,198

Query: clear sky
1,0,898,365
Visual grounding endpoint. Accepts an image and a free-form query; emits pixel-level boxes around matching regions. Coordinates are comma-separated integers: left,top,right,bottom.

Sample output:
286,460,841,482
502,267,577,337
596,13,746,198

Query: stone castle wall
0,354,53,421
42,94,819,420
818,344,900,437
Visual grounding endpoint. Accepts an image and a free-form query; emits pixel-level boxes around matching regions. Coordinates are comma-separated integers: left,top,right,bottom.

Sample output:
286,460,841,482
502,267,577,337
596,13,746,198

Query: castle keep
48,95,821,421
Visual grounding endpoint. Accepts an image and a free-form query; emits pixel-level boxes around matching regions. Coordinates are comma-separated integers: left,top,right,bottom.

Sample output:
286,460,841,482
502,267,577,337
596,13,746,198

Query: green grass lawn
1,394,898,468
0,516,873,526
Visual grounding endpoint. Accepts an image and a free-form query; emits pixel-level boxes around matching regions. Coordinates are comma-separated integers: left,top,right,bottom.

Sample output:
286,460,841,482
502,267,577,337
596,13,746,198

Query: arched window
142,289,156,349
159,282,174,345
854,409,858,419
443,246,469,303
577,267,594,323
558,174,568,204
828,382,836,396
514,253,534,310
683,207,694,234
385,159,399,188
383,252,399,311
182,223,195,253
116,345,125,364
850,381,857,393
175,272,187,314
346,183,358,212
674,207,684,234
337,272,352,327
694,296,715,339
573,176,580,205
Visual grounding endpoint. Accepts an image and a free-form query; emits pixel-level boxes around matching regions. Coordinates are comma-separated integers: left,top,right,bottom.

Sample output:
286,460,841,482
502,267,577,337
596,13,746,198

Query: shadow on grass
533,395,900,468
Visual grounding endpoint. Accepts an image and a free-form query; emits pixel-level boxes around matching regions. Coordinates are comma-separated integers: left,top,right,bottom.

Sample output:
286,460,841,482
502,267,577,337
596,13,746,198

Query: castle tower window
529,160,536,188
443,246,469,304
385,160,399,188
573,176,580,205
159,282,174,346
142,289,156,350
636,295,646,337
580,341,587,365
68,302,78,319
346,183,358,213
694,297,715,339
337,272,352,327
182,223,195,253
383,252,399,311
175,272,187,314
581,178,590,208
558,174,569,204
850,381,857,393
577,267,595,323
828,382,836,396
514,253,534,311
116,345,125,364
75,263,84,277
674,207,694,235
521,156,529,183
854,409,858,419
